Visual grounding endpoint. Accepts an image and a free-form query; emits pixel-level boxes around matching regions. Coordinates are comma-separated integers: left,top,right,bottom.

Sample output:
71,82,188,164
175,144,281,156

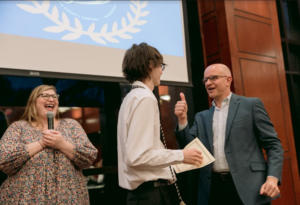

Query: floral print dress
0,119,98,205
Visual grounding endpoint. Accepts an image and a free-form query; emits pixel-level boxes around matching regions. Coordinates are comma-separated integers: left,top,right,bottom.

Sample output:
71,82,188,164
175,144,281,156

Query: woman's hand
38,138,47,149
42,130,66,150
43,130,75,160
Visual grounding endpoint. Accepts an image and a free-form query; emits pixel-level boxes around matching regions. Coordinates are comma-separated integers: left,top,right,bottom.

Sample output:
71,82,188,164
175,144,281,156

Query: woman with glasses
0,85,98,204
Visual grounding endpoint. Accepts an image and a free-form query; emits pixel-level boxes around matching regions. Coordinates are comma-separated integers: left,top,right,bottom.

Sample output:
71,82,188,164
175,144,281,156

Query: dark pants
209,172,271,205
127,183,180,205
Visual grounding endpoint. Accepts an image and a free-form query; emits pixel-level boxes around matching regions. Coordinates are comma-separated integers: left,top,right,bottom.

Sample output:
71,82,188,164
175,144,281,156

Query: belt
212,172,233,182
139,179,170,189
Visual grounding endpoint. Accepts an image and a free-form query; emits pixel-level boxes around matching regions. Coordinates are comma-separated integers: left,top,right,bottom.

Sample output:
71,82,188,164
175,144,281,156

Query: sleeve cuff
178,122,188,131
267,176,278,180
173,150,184,162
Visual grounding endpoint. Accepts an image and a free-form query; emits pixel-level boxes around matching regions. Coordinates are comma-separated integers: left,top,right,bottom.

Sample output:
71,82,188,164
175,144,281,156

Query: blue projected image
0,1,184,57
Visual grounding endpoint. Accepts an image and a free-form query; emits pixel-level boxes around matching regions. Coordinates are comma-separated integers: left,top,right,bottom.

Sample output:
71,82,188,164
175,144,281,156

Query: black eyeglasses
161,63,166,71
202,75,227,84
38,93,60,100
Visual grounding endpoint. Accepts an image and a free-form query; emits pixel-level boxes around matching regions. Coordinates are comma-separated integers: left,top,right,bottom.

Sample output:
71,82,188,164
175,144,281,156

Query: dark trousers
127,183,179,205
208,172,271,205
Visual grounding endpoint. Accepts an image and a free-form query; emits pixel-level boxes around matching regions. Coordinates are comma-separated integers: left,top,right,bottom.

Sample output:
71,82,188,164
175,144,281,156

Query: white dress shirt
117,81,184,190
211,93,232,172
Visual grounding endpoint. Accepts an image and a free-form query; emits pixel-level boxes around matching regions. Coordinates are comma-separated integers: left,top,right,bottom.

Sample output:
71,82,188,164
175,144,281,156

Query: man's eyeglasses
38,93,60,100
202,75,227,84
161,63,166,71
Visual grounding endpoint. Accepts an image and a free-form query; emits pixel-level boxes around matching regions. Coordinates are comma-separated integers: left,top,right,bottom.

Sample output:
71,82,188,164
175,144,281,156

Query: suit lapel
225,94,240,143
206,106,214,153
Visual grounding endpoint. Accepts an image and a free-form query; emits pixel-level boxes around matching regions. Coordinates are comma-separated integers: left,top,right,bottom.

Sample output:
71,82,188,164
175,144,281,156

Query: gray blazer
175,93,284,205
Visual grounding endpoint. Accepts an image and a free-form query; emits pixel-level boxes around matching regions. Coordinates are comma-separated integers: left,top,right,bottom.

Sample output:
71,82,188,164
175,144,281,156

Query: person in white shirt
174,64,284,205
118,43,203,205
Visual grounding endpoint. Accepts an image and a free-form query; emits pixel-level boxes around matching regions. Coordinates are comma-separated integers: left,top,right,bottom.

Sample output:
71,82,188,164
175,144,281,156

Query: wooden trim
232,0,272,20
234,15,277,58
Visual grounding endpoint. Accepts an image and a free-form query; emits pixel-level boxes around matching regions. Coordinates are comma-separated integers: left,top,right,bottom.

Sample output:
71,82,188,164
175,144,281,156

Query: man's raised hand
175,93,188,125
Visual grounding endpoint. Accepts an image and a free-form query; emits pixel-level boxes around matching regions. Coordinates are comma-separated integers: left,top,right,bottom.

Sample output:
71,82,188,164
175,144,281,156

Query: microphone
46,111,54,130
46,111,56,163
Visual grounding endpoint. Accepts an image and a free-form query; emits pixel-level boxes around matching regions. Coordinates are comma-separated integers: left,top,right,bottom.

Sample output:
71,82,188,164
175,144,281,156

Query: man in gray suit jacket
174,64,284,205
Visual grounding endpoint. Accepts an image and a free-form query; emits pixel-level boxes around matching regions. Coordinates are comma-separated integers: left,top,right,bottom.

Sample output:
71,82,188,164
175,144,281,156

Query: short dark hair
122,43,163,83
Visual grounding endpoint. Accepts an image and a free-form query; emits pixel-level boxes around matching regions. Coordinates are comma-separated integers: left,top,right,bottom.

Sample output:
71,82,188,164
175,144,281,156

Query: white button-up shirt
211,92,232,172
117,81,184,190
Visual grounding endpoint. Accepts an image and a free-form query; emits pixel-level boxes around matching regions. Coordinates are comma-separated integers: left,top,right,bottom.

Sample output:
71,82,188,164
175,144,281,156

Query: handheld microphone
46,111,56,163
46,111,54,130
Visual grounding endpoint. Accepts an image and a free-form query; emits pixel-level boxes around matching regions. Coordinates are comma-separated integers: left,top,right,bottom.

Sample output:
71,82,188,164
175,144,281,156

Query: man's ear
227,76,233,85
149,61,154,70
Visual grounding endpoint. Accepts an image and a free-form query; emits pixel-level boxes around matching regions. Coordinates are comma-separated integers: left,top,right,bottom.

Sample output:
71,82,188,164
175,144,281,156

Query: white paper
172,138,215,174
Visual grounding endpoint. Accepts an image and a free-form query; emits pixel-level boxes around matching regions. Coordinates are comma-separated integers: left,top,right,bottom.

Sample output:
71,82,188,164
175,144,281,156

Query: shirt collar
132,81,155,95
212,92,232,107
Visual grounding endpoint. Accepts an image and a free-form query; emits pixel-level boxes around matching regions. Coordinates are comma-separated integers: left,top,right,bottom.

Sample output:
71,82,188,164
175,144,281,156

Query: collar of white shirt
132,80,155,95
212,92,233,108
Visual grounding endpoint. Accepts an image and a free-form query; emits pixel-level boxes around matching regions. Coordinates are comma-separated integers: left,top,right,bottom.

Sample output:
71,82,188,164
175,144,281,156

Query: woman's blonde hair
20,85,59,127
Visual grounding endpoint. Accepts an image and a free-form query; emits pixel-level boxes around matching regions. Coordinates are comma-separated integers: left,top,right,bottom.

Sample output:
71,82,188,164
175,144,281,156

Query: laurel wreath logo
17,0,149,45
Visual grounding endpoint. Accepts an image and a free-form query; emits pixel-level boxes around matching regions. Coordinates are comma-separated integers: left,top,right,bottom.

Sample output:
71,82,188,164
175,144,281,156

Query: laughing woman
0,85,98,204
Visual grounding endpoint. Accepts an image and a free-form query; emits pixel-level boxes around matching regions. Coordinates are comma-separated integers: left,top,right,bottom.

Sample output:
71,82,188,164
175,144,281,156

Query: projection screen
0,1,191,85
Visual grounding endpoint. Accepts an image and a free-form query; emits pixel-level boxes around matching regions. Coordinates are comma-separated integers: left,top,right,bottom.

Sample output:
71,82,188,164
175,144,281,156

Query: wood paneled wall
197,1,300,204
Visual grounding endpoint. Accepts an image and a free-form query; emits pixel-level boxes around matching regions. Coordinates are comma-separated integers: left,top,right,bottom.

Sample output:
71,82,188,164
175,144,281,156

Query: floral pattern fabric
0,119,98,205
